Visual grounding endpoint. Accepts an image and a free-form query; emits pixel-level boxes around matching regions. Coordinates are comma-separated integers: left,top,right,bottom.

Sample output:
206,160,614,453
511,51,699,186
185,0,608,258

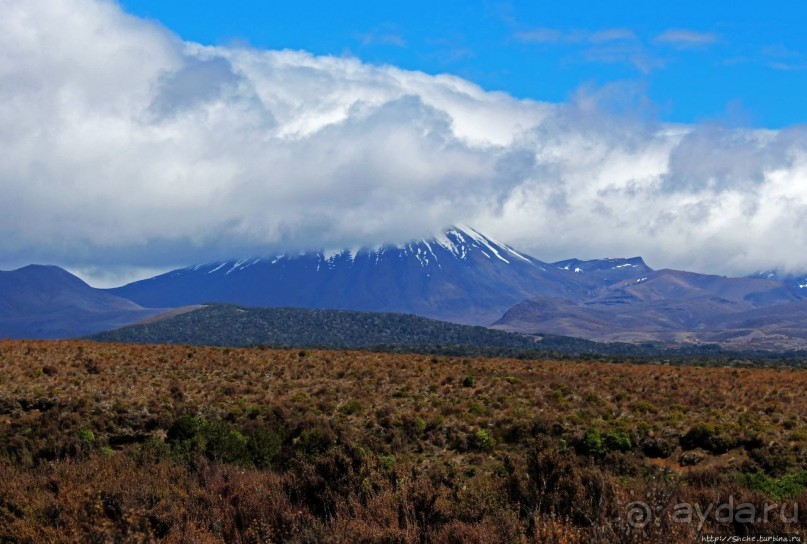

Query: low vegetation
0,340,805,542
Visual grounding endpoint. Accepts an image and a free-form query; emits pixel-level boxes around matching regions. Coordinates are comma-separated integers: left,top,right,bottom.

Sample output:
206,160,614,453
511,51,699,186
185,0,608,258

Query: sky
1,0,807,286
120,0,807,128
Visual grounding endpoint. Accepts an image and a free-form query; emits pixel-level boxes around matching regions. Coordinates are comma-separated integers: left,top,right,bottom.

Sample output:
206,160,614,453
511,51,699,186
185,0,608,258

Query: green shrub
581,429,605,456
737,470,807,501
604,431,632,452
78,427,95,445
681,422,737,454
462,375,475,388
579,428,632,456
166,416,251,465
295,428,334,456
471,429,496,451
247,426,282,468
380,455,395,471
166,415,204,443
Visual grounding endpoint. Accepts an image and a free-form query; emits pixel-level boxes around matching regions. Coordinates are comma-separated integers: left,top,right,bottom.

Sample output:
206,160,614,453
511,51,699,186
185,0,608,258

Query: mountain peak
0,264,162,339
552,256,650,274
426,225,535,265
2,264,90,289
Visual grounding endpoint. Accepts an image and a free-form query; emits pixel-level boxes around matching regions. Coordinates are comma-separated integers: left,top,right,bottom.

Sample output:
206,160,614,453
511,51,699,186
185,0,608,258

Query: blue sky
121,0,807,128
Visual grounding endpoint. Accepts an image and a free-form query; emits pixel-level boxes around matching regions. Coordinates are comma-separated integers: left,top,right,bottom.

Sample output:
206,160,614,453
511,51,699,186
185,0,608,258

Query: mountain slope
494,269,807,349
109,227,640,325
749,270,807,296
0,265,164,339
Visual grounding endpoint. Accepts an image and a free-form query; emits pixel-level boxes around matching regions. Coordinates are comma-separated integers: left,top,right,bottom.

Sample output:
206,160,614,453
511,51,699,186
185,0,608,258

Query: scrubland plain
0,340,804,542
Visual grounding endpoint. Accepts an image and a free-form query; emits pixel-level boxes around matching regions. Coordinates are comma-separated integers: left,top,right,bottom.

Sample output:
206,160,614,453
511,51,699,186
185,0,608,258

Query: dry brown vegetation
0,340,805,543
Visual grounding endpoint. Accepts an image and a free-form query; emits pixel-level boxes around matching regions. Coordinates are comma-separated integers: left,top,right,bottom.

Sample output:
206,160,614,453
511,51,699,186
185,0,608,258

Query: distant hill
0,265,164,339
749,270,807,296
107,227,649,326
88,303,665,357
494,269,807,349
87,304,807,364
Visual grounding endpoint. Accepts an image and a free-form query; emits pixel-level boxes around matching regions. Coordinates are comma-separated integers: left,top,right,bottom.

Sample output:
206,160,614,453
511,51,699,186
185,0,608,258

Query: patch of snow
435,230,469,259
502,245,532,263
574,267,582,273
461,226,510,264
207,262,227,274
225,259,247,275
636,277,648,283
614,263,636,269
460,225,530,263
323,249,341,261
421,240,441,269
373,247,385,265
433,231,458,255
799,283,807,289
270,254,285,264
450,228,468,244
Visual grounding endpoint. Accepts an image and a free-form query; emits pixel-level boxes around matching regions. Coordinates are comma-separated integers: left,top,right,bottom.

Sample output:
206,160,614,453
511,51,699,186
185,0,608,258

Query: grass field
0,340,804,542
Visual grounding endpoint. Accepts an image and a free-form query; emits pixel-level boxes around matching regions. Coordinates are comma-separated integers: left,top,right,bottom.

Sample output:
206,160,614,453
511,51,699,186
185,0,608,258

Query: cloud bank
1,0,806,285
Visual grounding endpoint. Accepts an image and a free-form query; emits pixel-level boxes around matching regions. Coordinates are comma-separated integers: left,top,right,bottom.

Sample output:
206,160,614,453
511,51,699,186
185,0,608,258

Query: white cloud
655,29,718,49
1,0,806,283
513,27,637,45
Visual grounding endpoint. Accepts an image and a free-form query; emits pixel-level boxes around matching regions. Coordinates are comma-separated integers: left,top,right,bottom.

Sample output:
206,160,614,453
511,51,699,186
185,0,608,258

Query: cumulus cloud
1,0,806,284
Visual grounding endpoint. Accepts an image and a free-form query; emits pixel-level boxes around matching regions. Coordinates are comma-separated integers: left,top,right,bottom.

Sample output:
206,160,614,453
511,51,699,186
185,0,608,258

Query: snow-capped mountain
109,226,642,325
551,256,652,288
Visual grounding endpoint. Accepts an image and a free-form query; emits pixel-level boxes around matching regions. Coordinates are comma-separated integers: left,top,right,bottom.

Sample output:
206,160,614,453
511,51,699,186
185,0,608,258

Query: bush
166,415,204,443
248,426,283,469
166,416,251,465
604,431,631,452
471,429,495,451
78,427,95,445
737,470,807,501
203,419,250,464
294,428,335,457
580,429,632,456
581,429,605,456
681,423,737,454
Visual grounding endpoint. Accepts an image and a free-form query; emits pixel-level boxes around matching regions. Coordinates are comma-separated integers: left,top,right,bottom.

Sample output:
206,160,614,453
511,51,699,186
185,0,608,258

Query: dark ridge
88,304,807,367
